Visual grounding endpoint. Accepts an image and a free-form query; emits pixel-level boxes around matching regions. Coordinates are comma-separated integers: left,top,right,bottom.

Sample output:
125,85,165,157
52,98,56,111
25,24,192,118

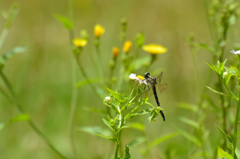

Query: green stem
88,44,101,80
232,91,240,158
0,70,67,159
115,114,125,159
115,142,120,159
140,117,151,159
74,53,102,100
95,41,104,85
68,56,79,159
190,46,200,102
0,28,8,51
67,1,79,157
28,120,68,159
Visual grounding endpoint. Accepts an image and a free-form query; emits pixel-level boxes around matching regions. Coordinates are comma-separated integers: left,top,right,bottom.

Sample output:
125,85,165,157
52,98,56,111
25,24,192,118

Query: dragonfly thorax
144,72,150,78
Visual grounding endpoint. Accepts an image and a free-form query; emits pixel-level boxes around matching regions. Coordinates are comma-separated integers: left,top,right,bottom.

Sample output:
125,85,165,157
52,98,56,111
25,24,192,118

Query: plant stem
74,53,102,100
0,28,8,51
95,44,104,85
68,56,79,159
0,70,67,159
67,1,79,157
232,91,240,158
115,105,126,159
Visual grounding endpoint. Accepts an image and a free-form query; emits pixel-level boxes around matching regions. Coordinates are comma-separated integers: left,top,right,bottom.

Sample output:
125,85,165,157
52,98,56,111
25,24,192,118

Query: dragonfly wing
156,83,167,93
141,88,153,99
156,71,163,83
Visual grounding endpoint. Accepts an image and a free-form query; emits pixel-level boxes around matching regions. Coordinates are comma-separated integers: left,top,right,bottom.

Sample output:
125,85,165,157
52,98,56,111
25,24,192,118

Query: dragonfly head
144,72,150,78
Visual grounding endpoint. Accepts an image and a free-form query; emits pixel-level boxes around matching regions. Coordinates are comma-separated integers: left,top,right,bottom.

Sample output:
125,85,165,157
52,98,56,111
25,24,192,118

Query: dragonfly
142,72,167,121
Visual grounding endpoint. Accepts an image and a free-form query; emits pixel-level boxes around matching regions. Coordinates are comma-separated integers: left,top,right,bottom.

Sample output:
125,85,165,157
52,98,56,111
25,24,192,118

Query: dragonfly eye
144,72,150,77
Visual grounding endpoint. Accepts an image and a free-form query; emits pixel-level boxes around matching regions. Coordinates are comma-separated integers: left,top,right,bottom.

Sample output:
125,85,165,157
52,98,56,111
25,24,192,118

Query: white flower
129,73,148,85
230,50,240,54
129,73,137,80
103,96,111,105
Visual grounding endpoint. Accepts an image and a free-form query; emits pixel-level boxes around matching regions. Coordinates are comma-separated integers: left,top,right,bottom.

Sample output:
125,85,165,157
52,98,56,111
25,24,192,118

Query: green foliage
2,3,19,28
149,132,179,149
54,14,73,30
218,146,233,159
135,32,145,48
1,0,240,159
0,114,29,131
120,145,131,159
0,46,27,70
174,125,202,147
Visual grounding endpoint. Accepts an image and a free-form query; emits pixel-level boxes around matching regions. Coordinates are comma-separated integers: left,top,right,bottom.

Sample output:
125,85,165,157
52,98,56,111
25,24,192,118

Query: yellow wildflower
72,38,87,47
123,41,132,53
142,44,167,54
137,75,144,80
112,47,120,58
94,24,105,38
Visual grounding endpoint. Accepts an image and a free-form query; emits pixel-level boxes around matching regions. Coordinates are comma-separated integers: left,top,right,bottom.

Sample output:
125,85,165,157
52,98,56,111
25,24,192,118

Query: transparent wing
141,87,153,99
156,71,163,83
156,83,167,93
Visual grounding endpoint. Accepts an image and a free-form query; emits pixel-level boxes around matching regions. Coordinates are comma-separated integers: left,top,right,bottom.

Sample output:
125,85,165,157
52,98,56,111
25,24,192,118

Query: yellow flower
123,41,132,53
142,44,167,54
112,47,120,58
137,75,144,80
94,24,105,38
72,38,87,47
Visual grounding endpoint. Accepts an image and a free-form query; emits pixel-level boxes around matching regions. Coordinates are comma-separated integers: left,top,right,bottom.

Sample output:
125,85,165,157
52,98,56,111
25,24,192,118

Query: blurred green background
0,0,239,159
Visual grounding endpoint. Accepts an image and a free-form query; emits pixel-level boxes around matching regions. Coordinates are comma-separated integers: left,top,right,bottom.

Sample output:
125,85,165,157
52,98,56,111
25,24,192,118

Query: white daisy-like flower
230,50,240,54
129,73,137,80
129,73,148,85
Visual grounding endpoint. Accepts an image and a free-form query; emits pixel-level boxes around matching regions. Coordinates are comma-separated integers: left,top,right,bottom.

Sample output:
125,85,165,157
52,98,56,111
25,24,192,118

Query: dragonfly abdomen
152,85,165,121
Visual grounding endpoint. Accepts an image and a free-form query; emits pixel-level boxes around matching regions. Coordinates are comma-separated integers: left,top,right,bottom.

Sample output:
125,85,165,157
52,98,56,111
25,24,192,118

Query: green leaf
218,147,233,159
76,78,99,88
10,114,30,122
127,122,145,131
102,117,115,132
128,137,146,147
96,134,117,143
150,132,179,148
206,86,230,97
54,14,73,30
109,103,120,114
174,125,202,146
122,145,131,159
177,102,198,112
0,114,30,131
135,32,145,48
148,108,159,122
197,43,216,55
128,56,150,72
107,88,125,103
5,3,19,28
179,117,199,129
77,126,112,137
206,59,227,76
215,125,231,141
82,107,105,115
127,108,151,119
116,126,130,134
0,46,27,65
204,95,221,113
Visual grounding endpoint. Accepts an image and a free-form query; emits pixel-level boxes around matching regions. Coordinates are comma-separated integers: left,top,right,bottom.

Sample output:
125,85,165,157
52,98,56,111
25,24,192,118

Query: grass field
0,0,240,159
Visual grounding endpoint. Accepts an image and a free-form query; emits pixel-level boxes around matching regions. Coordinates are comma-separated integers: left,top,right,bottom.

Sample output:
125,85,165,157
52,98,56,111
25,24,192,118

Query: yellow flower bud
123,41,132,53
142,44,167,54
112,47,120,58
94,24,105,38
72,38,87,47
